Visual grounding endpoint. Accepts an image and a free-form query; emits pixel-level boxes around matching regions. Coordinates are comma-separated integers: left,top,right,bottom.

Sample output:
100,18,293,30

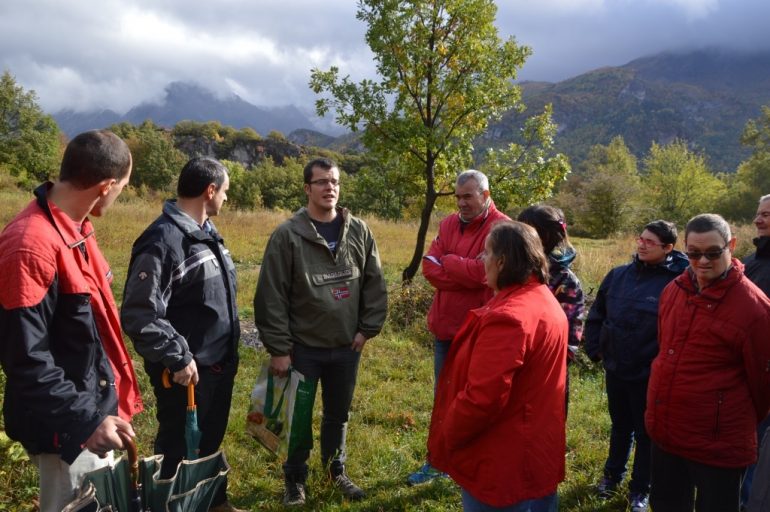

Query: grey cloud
499,0,770,82
1,0,768,115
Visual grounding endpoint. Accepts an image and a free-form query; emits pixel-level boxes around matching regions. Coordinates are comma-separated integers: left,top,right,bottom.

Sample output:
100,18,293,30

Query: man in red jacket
646,213,770,512
407,169,510,485
0,130,142,512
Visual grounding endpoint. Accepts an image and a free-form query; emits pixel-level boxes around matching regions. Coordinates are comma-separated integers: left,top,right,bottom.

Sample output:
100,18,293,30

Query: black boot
283,473,307,506
329,464,366,501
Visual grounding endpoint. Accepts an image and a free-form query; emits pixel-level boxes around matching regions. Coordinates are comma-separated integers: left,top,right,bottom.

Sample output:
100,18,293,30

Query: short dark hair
177,157,228,198
643,220,678,246
517,204,569,255
685,213,731,245
303,157,337,184
487,221,549,289
59,130,131,189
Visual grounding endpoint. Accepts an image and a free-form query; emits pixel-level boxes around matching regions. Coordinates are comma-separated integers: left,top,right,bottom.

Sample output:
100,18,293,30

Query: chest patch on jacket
311,266,360,286
332,286,351,300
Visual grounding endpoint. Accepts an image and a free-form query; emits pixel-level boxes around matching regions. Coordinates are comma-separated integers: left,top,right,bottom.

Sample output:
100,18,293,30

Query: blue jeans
433,338,452,391
747,425,770,512
604,371,651,494
283,343,361,478
741,414,770,506
461,490,558,512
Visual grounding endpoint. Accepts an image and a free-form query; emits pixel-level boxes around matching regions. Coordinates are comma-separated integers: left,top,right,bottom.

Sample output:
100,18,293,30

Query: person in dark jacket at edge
742,194,770,512
121,157,244,512
585,220,688,512
646,213,770,512
518,204,585,416
0,130,143,512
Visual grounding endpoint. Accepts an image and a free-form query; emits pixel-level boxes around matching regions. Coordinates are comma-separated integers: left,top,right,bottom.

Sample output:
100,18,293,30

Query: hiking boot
629,492,649,512
283,475,307,507
596,476,619,498
209,501,247,512
406,462,448,486
331,472,366,500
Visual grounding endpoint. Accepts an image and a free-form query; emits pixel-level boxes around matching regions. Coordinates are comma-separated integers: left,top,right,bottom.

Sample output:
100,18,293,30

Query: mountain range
493,48,770,171
52,49,770,171
54,82,322,139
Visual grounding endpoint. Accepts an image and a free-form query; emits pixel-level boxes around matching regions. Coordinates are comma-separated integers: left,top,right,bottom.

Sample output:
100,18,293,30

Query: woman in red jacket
427,221,569,511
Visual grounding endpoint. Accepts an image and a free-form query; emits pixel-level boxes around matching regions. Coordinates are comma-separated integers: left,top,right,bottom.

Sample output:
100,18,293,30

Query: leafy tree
641,140,726,227
111,120,187,192
0,71,61,184
253,157,305,211
222,159,262,210
482,105,570,211
311,0,563,281
721,106,770,221
558,137,641,237
343,161,422,220
234,127,261,142
172,120,223,140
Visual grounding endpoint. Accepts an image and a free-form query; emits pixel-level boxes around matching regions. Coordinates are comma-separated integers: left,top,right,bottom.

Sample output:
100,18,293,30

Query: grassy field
0,184,758,511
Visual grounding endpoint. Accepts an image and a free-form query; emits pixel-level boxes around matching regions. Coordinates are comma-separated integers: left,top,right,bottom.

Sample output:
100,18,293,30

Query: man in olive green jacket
254,157,387,507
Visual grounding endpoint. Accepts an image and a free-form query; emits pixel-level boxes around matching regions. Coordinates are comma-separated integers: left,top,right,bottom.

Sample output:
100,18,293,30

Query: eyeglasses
636,236,666,248
308,178,340,187
685,244,729,261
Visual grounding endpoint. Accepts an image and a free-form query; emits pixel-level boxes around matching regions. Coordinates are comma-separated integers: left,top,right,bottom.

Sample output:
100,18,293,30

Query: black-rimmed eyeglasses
308,178,340,187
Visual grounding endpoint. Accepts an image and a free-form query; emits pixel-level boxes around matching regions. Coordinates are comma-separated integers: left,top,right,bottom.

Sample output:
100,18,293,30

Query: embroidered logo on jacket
322,268,354,281
332,286,351,300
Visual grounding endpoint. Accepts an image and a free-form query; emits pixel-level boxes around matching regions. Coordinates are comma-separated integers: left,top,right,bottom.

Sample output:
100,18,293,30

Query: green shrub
254,158,305,210
223,160,263,210
386,277,433,345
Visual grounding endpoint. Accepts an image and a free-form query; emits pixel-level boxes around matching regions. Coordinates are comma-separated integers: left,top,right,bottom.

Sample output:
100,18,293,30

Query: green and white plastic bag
246,360,316,459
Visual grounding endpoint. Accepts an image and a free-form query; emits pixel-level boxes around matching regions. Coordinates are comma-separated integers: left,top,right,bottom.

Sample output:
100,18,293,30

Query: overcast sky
1,0,768,116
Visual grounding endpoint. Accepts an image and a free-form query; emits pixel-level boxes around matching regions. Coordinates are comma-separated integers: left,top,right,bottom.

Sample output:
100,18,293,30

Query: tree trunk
402,189,438,282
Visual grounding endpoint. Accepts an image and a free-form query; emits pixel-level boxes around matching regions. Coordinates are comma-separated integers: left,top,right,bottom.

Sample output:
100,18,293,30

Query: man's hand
84,416,135,458
270,355,291,378
351,332,368,352
172,359,199,386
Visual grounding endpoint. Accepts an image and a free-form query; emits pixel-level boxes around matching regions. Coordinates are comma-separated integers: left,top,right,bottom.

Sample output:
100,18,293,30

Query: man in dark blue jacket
122,157,243,512
742,194,770,510
585,220,688,512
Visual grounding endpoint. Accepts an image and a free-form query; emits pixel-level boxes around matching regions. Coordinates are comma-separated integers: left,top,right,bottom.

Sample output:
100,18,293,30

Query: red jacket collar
34,182,94,248
676,258,744,299
476,275,543,312
457,200,499,232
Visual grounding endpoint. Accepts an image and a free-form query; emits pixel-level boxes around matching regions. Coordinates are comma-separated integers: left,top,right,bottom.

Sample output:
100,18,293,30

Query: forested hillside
488,49,770,171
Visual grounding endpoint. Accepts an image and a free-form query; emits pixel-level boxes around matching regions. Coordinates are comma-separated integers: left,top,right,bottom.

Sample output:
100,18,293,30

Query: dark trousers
603,371,651,494
650,443,744,512
149,359,237,506
283,344,361,478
